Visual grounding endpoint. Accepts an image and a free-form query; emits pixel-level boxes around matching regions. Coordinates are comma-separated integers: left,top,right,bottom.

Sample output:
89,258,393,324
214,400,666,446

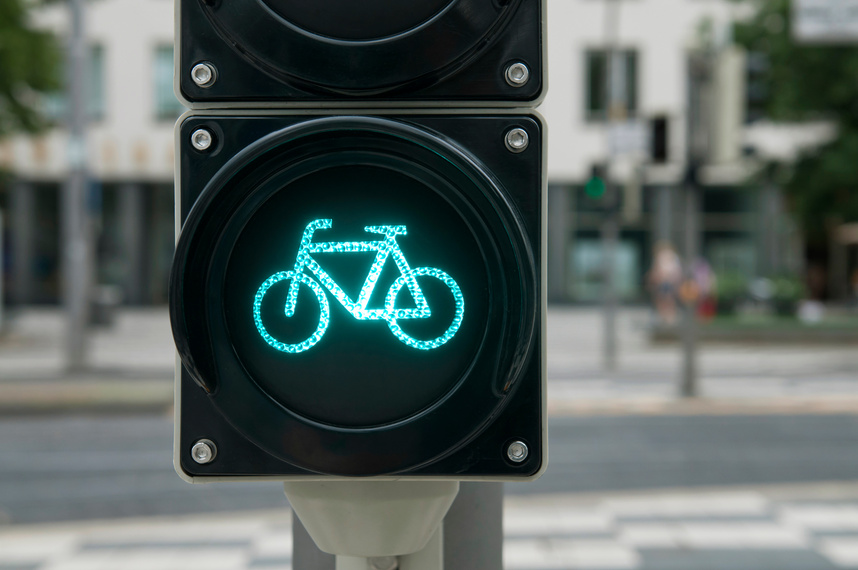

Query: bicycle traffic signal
177,0,543,104
170,1,546,481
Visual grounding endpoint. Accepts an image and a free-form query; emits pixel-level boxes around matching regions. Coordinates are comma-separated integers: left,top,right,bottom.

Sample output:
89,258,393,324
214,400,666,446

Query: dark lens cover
179,0,543,102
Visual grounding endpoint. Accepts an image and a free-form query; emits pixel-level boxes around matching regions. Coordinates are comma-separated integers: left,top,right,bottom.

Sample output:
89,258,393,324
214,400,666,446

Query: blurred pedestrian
692,257,716,321
648,241,682,325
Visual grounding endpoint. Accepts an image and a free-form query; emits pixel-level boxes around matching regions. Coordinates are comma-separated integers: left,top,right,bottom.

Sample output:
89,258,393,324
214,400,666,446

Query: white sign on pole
608,120,650,157
793,0,858,43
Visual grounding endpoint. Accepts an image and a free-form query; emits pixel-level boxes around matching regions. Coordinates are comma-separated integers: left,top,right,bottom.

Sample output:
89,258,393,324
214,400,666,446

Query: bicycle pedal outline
253,219,465,353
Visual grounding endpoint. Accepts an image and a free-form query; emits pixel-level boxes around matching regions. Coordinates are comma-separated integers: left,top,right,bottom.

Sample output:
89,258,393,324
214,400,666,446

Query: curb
548,396,858,416
0,378,174,415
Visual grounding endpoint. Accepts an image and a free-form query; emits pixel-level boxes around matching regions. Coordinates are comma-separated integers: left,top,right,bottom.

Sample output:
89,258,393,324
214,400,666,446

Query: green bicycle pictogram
253,219,465,353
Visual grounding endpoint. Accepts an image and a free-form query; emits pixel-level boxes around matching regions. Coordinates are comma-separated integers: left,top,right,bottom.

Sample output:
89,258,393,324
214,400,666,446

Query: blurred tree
0,0,61,136
734,0,858,245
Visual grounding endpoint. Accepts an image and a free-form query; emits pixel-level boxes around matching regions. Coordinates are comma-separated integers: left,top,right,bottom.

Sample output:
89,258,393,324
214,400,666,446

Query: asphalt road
1,413,857,525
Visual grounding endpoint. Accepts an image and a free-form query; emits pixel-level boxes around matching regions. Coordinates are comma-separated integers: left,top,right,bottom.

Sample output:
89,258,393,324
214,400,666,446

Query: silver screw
504,128,529,153
506,440,529,463
504,62,530,87
191,128,213,151
191,62,216,87
191,439,217,464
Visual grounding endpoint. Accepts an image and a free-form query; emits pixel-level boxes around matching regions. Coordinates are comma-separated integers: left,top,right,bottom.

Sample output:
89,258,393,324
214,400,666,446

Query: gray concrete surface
2,413,858,525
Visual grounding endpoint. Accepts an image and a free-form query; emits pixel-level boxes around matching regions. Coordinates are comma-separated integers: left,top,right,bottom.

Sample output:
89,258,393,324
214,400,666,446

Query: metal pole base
335,528,443,570
284,480,458,558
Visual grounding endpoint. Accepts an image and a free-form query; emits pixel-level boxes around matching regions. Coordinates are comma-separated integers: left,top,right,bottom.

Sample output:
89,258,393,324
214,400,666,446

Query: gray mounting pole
679,183,700,397
442,482,503,569
292,482,503,570
547,186,570,303
293,512,335,570
601,0,623,371
62,0,92,371
679,53,710,398
601,208,619,371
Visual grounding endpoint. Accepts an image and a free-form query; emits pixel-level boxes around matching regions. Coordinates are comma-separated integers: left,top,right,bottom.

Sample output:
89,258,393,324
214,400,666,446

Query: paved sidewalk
1,307,857,414
0,309,174,413
3,483,858,569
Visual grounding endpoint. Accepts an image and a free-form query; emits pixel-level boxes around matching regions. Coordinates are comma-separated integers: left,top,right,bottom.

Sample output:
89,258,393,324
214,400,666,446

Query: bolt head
504,128,529,153
191,128,214,151
505,62,530,87
507,440,529,463
191,439,217,464
191,62,216,87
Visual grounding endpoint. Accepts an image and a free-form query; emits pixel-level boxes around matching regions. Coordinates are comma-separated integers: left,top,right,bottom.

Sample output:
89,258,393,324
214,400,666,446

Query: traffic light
177,0,543,104
651,115,669,164
170,1,546,481
585,164,607,200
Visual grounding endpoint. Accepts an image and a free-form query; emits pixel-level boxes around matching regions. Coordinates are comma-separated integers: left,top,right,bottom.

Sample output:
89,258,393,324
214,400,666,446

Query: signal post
169,0,547,565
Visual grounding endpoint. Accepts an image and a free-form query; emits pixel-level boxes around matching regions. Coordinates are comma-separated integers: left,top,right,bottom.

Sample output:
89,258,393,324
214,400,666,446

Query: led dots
385,268,464,350
253,271,330,354
253,219,464,353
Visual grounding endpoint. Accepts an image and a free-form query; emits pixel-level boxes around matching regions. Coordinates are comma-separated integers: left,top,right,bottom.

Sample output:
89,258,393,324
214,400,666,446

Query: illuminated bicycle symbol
253,219,465,353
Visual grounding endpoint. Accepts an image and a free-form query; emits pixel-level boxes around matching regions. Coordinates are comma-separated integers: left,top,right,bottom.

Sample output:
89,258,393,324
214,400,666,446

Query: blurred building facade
542,0,816,304
1,0,176,305
0,0,816,306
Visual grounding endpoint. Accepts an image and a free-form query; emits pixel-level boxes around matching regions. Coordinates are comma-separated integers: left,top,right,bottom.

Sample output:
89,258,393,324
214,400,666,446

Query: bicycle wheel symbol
384,267,465,350
253,271,331,354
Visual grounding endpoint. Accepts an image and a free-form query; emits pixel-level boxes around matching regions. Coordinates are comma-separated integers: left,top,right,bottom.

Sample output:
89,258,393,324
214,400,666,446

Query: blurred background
1,0,858,568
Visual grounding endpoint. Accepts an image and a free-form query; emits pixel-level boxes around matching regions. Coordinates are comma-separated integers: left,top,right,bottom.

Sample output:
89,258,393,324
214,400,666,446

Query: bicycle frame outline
285,219,429,321
253,219,465,353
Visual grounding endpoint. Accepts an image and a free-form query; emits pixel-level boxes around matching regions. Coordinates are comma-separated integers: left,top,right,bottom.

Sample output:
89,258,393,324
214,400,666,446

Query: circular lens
225,163,488,427
198,0,520,94
261,0,451,41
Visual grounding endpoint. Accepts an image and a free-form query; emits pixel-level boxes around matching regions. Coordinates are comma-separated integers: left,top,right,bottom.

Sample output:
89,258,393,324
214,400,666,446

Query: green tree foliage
0,0,61,136
734,0,858,244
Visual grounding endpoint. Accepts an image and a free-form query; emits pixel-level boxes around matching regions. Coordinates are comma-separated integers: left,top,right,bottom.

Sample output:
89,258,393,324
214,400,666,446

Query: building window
570,239,642,301
42,44,106,123
745,51,768,123
154,45,183,120
585,49,638,121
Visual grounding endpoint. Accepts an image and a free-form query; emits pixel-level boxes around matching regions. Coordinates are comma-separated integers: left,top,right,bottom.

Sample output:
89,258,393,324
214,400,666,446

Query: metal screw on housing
504,128,529,153
191,439,217,464
506,440,528,463
504,62,530,87
191,128,214,151
191,62,217,87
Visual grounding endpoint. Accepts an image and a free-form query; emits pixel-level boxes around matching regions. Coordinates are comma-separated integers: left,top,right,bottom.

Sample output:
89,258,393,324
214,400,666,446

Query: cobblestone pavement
3,485,858,569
